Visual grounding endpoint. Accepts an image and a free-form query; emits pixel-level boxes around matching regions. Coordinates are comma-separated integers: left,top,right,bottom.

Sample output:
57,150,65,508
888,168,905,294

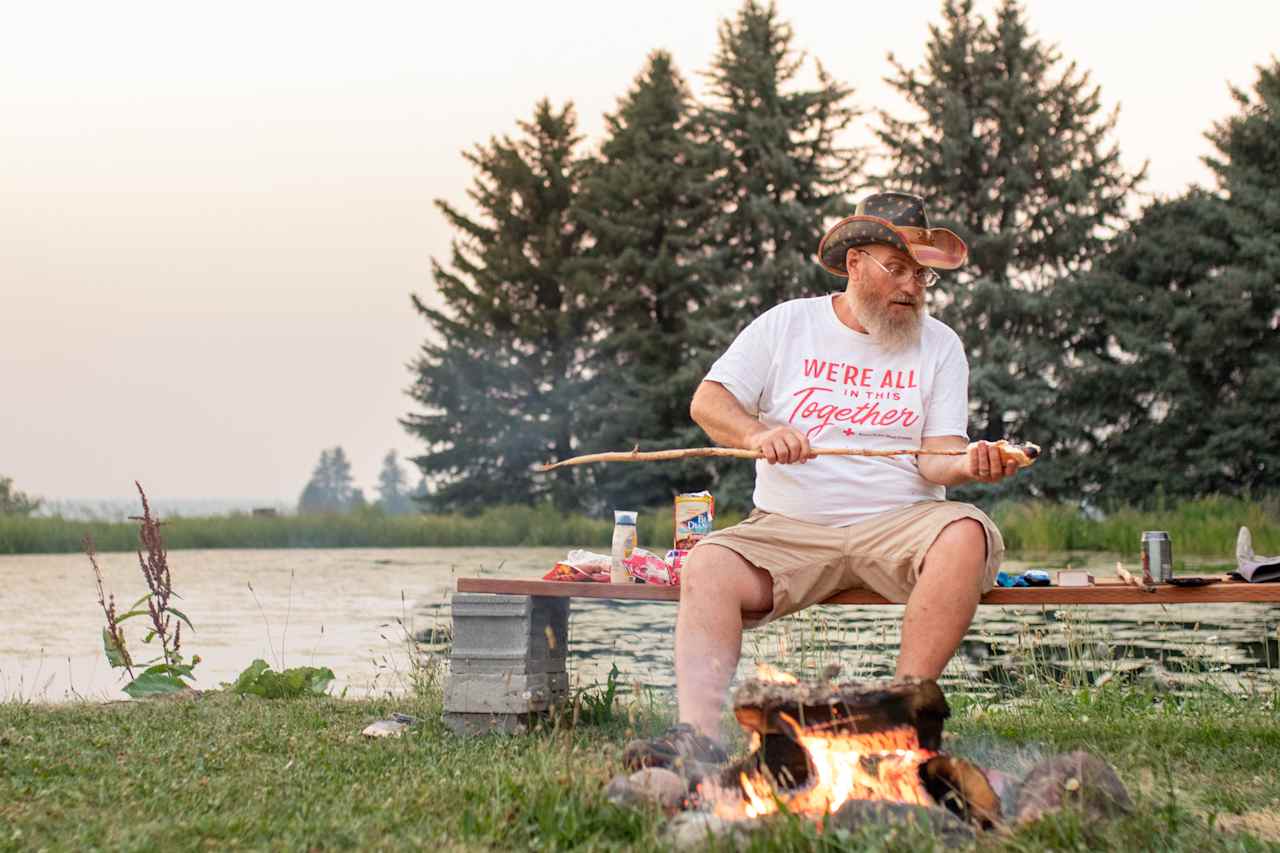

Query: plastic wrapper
543,549,612,583
674,491,715,550
625,547,679,586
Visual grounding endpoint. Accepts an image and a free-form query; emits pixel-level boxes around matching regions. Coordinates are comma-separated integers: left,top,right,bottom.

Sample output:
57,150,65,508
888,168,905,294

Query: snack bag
674,491,715,550
624,548,675,585
664,549,688,585
543,549,612,582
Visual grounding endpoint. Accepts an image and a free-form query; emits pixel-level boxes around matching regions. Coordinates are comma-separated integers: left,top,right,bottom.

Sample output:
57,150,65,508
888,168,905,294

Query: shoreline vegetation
2,496,1276,557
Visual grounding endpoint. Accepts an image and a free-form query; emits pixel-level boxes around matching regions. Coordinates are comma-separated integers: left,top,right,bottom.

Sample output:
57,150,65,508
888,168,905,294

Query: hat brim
817,215,968,276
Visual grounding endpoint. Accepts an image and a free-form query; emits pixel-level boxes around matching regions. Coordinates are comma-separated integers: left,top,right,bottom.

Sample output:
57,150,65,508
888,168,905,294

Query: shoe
622,723,729,774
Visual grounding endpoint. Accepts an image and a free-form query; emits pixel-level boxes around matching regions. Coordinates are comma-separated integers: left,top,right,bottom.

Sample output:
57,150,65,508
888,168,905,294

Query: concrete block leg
443,593,570,735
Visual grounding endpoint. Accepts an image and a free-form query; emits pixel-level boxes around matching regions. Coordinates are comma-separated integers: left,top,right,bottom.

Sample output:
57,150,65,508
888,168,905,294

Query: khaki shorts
692,501,1003,627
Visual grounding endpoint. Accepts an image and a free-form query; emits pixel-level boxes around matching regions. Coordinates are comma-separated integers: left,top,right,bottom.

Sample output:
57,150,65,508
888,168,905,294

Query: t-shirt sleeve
703,311,776,416
922,332,970,439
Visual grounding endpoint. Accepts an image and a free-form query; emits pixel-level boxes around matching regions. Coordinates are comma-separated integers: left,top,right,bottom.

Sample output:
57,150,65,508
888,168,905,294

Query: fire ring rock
606,768,689,813
828,800,976,848
1015,750,1134,824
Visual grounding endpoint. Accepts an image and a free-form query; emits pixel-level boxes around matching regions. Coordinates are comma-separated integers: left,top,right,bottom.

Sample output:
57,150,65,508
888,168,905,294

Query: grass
0,504,744,555
3,674,1279,851
3,495,1276,555
992,494,1280,558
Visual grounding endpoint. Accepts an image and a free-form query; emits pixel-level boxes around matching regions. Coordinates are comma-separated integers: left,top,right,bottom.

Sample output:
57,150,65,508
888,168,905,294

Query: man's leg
896,518,988,679
676,544,774,738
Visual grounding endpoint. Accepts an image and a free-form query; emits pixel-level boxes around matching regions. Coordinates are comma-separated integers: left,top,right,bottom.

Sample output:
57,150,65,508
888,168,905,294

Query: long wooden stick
536,441,1040,472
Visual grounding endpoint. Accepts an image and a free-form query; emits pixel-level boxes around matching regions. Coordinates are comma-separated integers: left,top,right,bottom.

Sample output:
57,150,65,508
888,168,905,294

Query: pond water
4,547,1277,702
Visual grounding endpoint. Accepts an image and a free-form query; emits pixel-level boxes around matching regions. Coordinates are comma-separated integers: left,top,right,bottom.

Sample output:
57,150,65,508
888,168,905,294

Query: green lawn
3,681,1279,851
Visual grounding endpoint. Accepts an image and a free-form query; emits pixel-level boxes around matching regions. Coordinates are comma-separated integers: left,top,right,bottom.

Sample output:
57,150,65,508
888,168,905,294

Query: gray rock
663,812,761,851
1015,750,1133,824
828,800,975,848
605,768,689,812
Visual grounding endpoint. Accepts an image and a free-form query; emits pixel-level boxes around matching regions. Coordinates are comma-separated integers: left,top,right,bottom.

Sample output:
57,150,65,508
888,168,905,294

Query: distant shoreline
2,497,1275,558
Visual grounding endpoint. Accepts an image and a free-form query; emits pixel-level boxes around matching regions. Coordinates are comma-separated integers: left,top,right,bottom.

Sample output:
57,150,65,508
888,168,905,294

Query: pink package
624,548,678,586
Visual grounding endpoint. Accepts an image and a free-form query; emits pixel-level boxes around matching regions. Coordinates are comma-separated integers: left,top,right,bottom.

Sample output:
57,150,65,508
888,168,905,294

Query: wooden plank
456,577,1280,605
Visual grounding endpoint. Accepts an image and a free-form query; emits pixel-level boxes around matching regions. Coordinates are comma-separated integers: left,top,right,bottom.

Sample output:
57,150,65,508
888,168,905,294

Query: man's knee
922,518,988,576
681,544,773,612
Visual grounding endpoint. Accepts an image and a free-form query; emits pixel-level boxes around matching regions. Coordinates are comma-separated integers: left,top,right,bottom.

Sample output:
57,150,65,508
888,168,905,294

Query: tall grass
0,504,745,554
992,494,1279,556
2,496,1274,555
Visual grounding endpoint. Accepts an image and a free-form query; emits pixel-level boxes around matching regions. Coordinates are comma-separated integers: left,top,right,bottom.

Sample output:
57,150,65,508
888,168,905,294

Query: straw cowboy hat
817,191,968,276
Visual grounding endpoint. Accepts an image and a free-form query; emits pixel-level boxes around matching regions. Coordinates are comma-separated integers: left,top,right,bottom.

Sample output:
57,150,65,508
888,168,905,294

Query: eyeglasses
857,250,940,288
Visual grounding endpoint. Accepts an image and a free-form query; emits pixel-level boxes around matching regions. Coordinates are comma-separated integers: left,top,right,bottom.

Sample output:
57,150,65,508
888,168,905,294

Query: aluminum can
1141,530,1174,583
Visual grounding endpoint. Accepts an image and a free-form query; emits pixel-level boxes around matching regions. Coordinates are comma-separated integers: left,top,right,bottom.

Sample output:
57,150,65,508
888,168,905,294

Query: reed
992,495,1279,558
1,496,1274,555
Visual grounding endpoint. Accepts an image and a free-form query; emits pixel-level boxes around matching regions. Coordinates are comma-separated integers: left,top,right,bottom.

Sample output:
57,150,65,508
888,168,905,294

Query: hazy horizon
5,1,1278,505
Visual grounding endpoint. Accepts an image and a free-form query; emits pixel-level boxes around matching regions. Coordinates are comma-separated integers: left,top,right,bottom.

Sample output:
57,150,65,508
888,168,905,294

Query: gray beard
852,291,925,354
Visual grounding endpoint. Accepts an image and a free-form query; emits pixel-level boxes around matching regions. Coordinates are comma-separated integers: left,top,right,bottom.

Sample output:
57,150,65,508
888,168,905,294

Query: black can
1141,531,1173,584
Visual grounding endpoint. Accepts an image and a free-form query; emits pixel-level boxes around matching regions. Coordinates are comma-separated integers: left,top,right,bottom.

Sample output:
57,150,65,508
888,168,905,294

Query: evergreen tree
1056,62,1280,501
692,0,863,507
405,101,591,510
572,51,719,509
298,447,360,513
0,475,42,516
376,450,414,515
877,0,1143,500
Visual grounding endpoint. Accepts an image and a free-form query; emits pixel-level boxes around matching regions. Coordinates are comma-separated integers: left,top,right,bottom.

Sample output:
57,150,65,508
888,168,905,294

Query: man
626,191,1024,768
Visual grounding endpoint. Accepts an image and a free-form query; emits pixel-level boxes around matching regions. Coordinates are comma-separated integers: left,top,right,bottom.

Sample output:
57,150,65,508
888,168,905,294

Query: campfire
702,666,999,828
610,666,1133,846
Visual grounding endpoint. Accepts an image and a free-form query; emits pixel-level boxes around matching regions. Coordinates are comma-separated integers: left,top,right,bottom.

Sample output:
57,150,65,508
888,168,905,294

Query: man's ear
845,247,859,277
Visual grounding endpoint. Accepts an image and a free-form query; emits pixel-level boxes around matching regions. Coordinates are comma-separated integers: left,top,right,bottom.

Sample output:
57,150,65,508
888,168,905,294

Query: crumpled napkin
1236,526,1280,583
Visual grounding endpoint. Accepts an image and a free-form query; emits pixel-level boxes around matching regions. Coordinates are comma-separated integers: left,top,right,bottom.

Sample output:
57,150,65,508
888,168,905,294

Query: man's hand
747,426,815,465
967,440,1020,484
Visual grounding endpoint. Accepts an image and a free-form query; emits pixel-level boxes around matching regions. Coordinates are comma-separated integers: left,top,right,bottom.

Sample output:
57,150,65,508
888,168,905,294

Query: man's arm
917,435,1021,486
690,380,814,465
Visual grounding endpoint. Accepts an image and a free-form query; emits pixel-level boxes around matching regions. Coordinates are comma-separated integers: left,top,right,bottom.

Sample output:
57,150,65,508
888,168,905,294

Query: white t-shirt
704,294,970,526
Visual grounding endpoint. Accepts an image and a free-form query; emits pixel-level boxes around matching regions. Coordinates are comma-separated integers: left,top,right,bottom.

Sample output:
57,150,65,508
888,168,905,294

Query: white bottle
611,510,638,584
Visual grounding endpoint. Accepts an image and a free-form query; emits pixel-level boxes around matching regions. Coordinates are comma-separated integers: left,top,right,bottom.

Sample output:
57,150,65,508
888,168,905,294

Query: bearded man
625,192,1026,768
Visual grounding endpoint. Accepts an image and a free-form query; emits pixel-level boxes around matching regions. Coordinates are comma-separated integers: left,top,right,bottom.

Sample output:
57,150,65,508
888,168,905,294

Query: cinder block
442,712,535,736
444,671,570,714
449,594,569,674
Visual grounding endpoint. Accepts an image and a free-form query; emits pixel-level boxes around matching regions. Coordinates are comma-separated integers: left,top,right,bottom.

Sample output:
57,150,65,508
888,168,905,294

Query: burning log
731,675,950,750
712,675,1001,828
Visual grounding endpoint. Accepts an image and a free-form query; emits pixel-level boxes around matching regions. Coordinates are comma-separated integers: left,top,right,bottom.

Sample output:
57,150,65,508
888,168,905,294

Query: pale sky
3,1,1277,507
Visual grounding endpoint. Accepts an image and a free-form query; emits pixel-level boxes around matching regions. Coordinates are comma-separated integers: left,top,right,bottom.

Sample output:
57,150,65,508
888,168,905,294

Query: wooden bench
456,576,1280,606
442,576,1280,734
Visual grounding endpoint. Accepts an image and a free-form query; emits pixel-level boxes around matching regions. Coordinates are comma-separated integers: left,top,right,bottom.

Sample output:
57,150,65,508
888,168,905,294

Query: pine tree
376,450,414,515
405,101,591,510
0,475,42,516
877,0,1143,500
571,51,719,509
1056,62,1280,501
692,0,863,507
298,447,360,514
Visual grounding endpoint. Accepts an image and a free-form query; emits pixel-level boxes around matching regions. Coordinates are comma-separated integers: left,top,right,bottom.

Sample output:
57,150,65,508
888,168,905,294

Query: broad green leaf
166,607,196,632
122,671,187,698
231,659,335,699
141,662,197,680
127,592,152,611
101,628,131,669
115,609,150,622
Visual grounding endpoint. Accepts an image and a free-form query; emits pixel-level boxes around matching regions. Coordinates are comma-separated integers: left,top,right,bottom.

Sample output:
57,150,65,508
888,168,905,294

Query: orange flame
716,716,937,820
754,662,799,684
